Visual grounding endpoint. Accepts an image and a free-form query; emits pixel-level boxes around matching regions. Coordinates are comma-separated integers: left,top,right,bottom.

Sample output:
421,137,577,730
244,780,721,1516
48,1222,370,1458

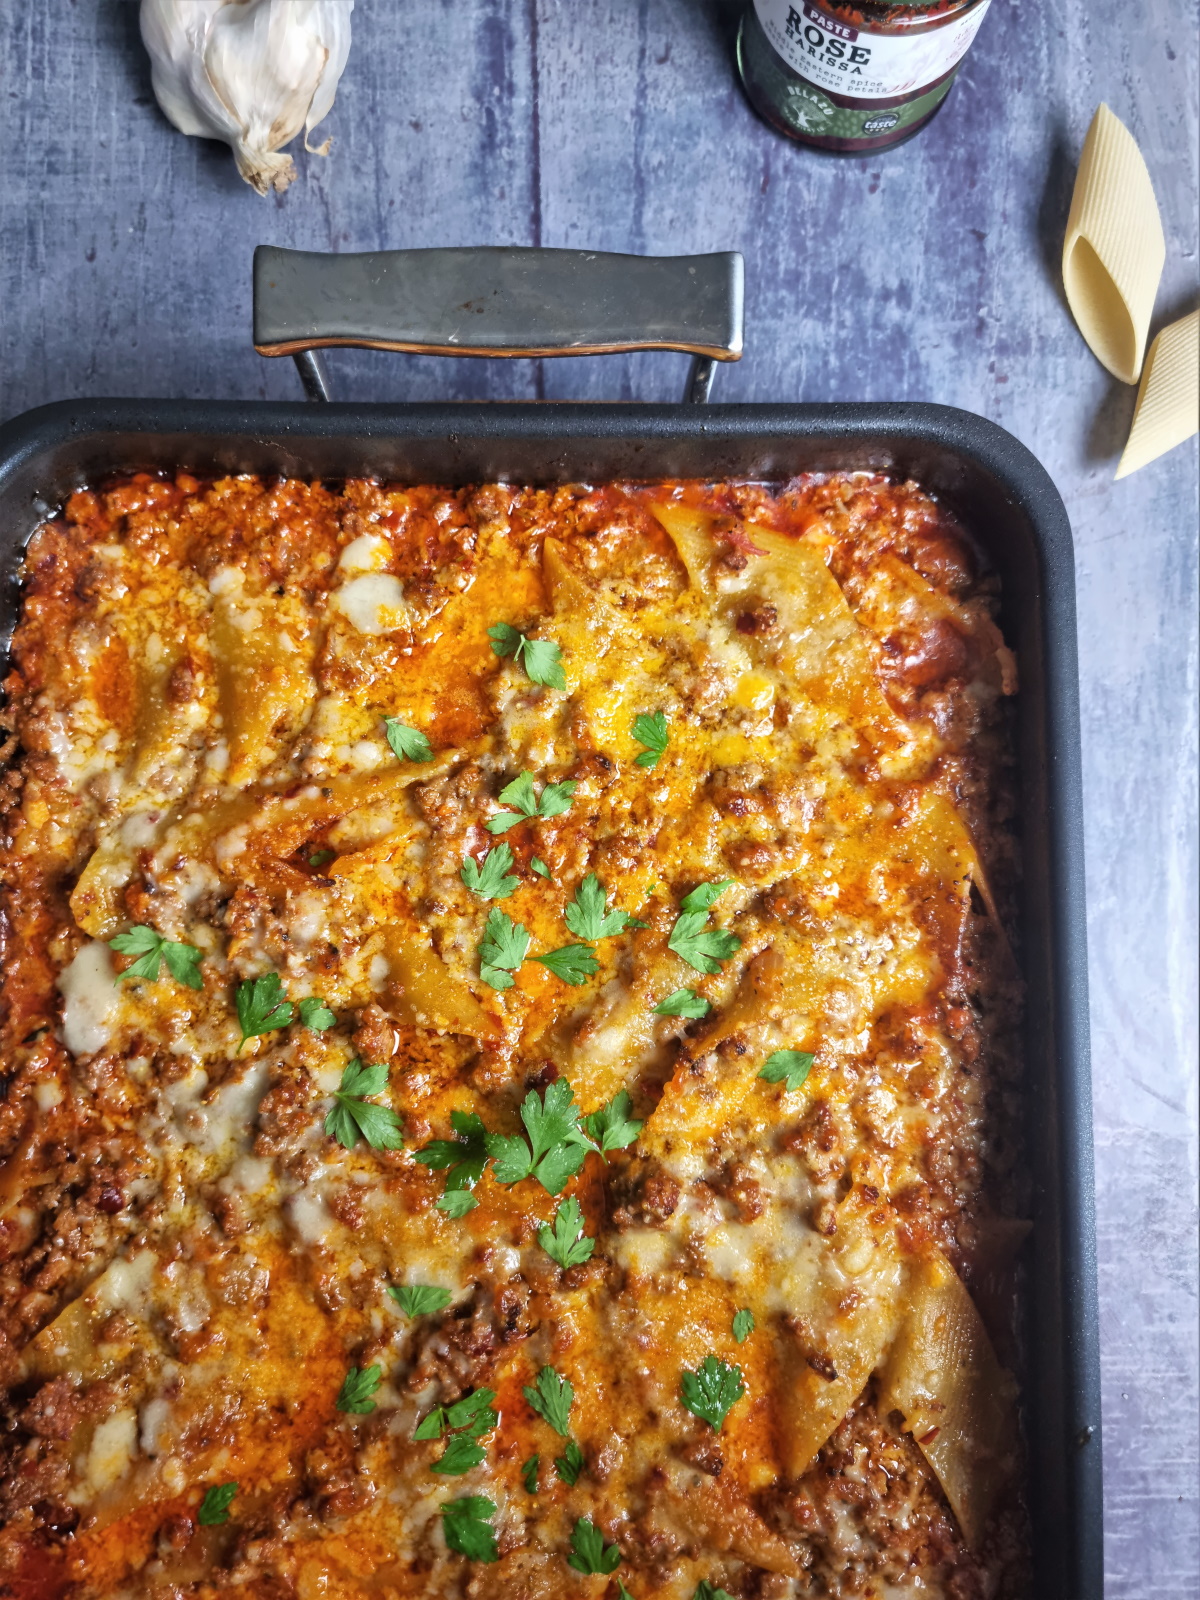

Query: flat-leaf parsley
488,623,566,690
631,709,669,768
324,1059,403,1151
680,1355,745,1431
758,1049,814,1092
110,926,204,989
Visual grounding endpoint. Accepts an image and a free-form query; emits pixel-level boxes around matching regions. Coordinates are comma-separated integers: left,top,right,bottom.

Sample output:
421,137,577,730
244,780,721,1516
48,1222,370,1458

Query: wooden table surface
2,2,1197,1592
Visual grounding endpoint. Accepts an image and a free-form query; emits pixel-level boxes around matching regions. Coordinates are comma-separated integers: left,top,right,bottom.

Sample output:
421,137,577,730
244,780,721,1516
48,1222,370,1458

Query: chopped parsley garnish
732,1308,755,1344
197,1481,237,1526
460,842,519,901
523,1364,574,1436
532,943,599,986
758,1049,814,1091
531,856,552,879
323,1059,403,1151
568,1516,621,1575
485,771,578,834
522,1453,540,1493
477,907,531,989
388,1284,452,1318
336,1364,382,1415
416,1110,491,1198
297,995,336,1031
417,1388,497,1475
667,883,741,975
110,926,204,990
632,709,669,768
564,873,648,941
308,848,336,869
556,1438,585,1487
235,972,294,1047
653,987,711,1019
680,879,735,913
680,1355,745,1431
488,623,567,690
441,1494,499,1563
693,1582,735,1600
582,1089,643,1157
537,1196,595,1270
485,1080,597,1194
434,1435,487,1475
383,717,434,763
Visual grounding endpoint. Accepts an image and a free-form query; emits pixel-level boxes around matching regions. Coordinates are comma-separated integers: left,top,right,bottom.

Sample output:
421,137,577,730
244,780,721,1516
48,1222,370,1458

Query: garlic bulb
140,0,354,196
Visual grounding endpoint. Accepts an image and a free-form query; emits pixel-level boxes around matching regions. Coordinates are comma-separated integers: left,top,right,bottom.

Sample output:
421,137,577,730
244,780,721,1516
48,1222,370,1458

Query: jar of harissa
737,0,993,154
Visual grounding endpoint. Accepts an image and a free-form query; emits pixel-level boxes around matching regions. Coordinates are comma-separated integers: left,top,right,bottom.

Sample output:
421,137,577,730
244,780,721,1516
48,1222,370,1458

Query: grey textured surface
1,1,1197,1592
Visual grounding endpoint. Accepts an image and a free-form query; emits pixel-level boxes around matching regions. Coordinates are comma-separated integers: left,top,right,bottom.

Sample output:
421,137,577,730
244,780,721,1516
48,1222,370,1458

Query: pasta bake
0,472,1029,1598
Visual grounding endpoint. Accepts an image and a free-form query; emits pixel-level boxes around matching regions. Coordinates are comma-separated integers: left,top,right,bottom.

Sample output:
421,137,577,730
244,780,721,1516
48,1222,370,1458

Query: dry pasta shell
1063,104,1165,384
1116,311,1200,478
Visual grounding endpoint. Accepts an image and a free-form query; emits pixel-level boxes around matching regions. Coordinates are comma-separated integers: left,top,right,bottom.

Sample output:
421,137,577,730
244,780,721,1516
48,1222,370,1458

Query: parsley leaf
235,972,294,1047
460,842,519,901
537,779,578,818
523,1364,574,1436
758,1049,814,1092
531,856,552,879
423,1388,497,1474
667,912,741,975
323,1059,403,1152
522,1453,540,1493
533,943,599,986
556,1438,585,1487
197,1481,237,1526
653,987,711,1019
416,1110,491,1196
521,637,566,689
632,709,669,769
441,1495,498,1563
485,772,578,834
388,1284,452,1318
492,769,539,823
568,1516,621,1575
298,995,336,1031
618,1584,637,1600
486,621,523,657
486,1080,597,1194
488,624,566,690
680,880,735,914
537,1196,595,1270
582,1089,643,1157
693,1583,736,1600
680,1355,745,1431
478,907,531,988
565,873,648,941
308,848,336,868
110,926,204,990
732,1308,755,1344
434,1435,487,1475
437,1190,479,1218
336,1364,382,1415
445,1388,498,1435
383,717,434,763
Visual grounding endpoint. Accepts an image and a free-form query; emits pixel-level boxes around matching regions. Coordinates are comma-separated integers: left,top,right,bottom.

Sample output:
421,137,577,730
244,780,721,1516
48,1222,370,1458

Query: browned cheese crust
0,474,1030,1598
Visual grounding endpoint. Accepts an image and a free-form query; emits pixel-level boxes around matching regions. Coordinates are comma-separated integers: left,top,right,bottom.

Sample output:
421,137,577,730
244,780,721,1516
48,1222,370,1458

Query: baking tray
0,247,1101,1599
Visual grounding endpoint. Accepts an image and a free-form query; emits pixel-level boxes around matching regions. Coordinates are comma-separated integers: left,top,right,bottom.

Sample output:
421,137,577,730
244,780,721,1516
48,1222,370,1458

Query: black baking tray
0,395,1101,1598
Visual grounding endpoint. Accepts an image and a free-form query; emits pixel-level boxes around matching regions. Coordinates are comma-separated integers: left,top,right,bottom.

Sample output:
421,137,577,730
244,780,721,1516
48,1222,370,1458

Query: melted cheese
3,476,1023,1599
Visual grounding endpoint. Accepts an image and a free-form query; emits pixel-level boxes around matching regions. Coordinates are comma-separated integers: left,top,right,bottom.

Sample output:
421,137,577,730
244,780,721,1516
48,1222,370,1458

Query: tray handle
253,244,744,404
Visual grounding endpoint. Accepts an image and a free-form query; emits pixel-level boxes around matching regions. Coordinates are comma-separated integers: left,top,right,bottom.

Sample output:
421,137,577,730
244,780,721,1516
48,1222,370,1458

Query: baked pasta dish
0,472,1029,1599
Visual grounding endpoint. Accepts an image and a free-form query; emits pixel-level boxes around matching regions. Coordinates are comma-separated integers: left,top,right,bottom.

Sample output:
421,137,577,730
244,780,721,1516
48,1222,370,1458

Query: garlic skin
140,0,355,196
